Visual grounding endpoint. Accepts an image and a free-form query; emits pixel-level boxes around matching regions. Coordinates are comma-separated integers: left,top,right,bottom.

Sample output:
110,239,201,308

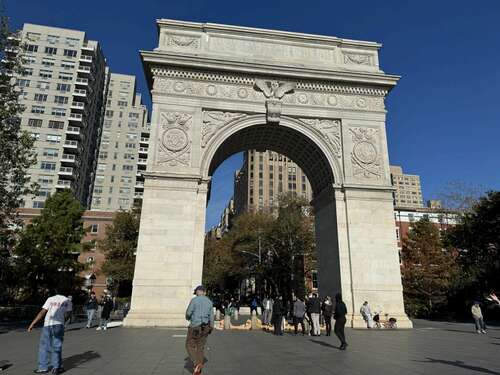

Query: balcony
64,140,79,149
66,126,80,135
138,147,148,154
61,154,77,163
140,137,149,144
73,89,87,97
75,78,89,86
134,181,144,188
81,42,93,51
77,65,91,73
71,101,85,110
79,55,92,63
58,166,74,176
69,113,83,122
55,180,71,189
137,158,147,165
134,192,144,199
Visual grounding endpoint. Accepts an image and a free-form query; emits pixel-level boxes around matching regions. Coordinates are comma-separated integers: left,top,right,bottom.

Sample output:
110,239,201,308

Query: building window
48,120,64,129
63,49,77,57
33,201,45,209
42,58,55,67
125,143,136,149
40,161,56,170
94,186,103,194
56,83,71,92
312,270,318,289
36,81,50,90
51,108,66,117
117,100,128,107
34,93,48,102
22,68,34,76
396,228,400,240
119,187,131,194
44,46,57,55
39,70,52,79
58,73,72,81
31,105,45,114
26,44,38,52
54,96,68,104
28,118,43,127
408,213,415,222
42,148,58,157
61,61,75,69
18,79,30,87
90,224,99,234
122,165,134,171
46,134,62,144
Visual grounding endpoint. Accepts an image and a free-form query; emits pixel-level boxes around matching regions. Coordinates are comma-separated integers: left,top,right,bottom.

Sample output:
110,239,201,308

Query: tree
14,191,86,302
0,12,38,302
401,218,458,318
445,191,500,309
100,209,140,297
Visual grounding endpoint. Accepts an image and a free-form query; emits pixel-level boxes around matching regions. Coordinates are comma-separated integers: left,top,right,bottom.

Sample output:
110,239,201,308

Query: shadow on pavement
416,358,500,375
64,351,101,370
0,360,13,371
309,339,339,349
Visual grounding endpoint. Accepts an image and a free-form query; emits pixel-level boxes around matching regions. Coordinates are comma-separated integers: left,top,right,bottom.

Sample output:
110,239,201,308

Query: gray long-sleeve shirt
185,295,214,328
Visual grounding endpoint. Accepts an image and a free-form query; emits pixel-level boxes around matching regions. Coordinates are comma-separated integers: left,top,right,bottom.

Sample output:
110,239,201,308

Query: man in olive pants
186,285,214,375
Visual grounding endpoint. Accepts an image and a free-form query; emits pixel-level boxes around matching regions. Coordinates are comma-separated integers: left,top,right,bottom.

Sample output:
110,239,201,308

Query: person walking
322,296,334,336
309,293,321,336
85,292,98,329
334,293,348,350
293,297,306,335
100,295,114,331
64,296,73,327
185,285,214,375
262,295,273,326
472,300,486,334
271,296,284,335
360,301,373,329
250,296,259,316
28,290,69,374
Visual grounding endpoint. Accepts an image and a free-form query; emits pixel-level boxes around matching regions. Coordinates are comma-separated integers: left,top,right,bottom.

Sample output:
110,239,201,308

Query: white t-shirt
42,295,69,327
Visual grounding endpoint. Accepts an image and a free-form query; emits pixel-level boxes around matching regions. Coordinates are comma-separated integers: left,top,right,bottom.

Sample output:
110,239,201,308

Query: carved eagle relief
254,79,296,99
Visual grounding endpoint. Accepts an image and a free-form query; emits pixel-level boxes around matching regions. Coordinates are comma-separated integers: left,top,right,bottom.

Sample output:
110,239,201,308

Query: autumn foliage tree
401,218,458,317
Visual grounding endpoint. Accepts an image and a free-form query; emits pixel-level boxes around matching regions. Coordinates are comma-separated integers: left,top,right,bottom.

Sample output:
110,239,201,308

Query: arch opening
207,123,336,198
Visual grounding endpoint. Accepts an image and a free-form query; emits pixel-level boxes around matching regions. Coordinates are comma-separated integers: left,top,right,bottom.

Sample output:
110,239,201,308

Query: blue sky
6,0,500,229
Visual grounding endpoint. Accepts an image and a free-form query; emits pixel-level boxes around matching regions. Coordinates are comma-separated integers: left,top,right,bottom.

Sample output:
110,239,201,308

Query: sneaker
477,330,482,334
481,330,486,334
52,368,65,374
33,370,50,374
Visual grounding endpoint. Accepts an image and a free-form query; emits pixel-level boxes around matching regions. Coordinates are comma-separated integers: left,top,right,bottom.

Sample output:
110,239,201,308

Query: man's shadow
416,358,500,375
0,360,13,371
309,339,340,350
64,351,100,370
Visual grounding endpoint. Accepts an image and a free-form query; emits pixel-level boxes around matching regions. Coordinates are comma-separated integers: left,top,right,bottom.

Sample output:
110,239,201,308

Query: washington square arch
123,19,412,328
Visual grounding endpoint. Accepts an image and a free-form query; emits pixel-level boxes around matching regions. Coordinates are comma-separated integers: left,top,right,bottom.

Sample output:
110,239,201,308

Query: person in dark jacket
322,296,334,336
85,292,98,328
100,295,114,331
309,293,321,336
334,293,348,350
271,296,284,335
293,297,306,335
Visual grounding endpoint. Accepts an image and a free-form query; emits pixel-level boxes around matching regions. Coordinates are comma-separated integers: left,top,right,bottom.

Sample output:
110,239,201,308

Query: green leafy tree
0,13,38,302
100,209,140,297
445,191,500,307
401,218,458,317
14,191,86,302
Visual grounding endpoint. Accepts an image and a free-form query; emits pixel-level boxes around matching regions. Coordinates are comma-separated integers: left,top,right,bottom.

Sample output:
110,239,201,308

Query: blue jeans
86,309,96,327
38,324,65,371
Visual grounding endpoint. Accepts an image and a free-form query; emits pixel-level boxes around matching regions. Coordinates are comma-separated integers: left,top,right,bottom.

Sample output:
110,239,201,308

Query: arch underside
208,124,335,196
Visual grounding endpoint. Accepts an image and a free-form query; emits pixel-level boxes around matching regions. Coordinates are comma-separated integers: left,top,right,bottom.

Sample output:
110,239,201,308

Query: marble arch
124,19,412,328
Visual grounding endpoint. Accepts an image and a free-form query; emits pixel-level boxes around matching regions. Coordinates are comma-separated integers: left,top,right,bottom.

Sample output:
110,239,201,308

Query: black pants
334,317,346,345
273,316,283,335
293,317,305,334
324,315,332,336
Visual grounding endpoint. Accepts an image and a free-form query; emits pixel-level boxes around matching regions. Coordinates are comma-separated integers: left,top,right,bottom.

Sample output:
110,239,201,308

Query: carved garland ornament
349,127,382,179
157,112,192,166
166,35,200,49
300,118,342,159
201,111,247,147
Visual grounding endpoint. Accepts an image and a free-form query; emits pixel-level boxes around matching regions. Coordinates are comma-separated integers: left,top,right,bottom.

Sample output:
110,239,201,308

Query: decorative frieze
166,34,200,49
343,52,373,66
201,111,247,147
349,127,382,179
156,112,192,167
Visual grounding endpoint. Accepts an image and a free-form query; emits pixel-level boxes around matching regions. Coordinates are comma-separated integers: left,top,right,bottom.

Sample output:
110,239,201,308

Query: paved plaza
1,319,499,375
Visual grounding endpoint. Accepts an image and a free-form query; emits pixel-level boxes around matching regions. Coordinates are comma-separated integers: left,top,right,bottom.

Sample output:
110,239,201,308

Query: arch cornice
200,114,344,187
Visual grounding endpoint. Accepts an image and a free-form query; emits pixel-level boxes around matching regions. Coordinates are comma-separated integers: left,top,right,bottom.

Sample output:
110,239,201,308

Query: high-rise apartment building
90,73,149,211
390,165,424,208
12,24,107,208
234,150,313,215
